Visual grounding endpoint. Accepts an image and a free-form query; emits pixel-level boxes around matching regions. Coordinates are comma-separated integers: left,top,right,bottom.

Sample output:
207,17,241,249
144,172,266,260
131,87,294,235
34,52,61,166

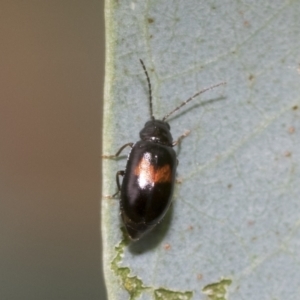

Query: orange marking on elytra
134,156,171,184
154,164,172,182
134,157,154,183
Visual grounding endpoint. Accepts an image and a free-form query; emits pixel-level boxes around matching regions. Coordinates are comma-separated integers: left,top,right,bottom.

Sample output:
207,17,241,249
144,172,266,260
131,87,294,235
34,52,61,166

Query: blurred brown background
0,1,106,299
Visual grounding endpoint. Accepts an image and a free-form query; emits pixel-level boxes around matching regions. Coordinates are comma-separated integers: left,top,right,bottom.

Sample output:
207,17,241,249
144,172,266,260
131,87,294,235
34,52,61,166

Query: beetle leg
111,170,125,197
172,130,191,146
102,143,134,158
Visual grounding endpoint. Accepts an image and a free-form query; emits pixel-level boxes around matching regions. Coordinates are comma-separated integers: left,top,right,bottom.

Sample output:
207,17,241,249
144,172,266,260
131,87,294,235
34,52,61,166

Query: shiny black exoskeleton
120,120,177,240
104,60,225,240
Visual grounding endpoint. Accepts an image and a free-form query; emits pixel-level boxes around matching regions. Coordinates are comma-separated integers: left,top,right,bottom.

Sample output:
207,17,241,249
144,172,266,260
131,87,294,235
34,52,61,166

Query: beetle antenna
162,81,226,121
140,59,154,120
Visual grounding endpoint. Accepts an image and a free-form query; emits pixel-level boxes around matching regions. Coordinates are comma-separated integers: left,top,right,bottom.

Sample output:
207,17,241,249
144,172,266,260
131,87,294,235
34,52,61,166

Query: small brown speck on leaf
284,151,292,157
164,243,171,250
288,126,295,134
197,274,203,280
248,74,254,81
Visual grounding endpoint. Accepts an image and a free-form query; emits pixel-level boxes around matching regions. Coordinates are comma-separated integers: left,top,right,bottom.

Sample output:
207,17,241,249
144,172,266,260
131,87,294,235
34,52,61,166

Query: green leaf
102,0,300,299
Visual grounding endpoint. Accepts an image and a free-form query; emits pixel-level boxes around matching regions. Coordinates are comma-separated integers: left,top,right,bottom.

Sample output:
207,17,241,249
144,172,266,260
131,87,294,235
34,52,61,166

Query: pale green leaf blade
103,1,300,299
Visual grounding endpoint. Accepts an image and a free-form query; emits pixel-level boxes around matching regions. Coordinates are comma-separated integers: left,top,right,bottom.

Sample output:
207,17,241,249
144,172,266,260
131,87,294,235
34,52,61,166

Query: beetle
104,60,225,240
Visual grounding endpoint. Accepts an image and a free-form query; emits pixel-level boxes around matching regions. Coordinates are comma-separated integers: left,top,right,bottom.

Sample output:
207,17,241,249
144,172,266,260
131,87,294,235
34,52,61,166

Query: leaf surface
103,1,300,299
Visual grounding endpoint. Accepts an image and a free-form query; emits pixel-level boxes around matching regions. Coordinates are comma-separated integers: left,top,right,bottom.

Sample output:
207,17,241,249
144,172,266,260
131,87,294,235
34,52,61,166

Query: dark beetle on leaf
104,60,225,240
